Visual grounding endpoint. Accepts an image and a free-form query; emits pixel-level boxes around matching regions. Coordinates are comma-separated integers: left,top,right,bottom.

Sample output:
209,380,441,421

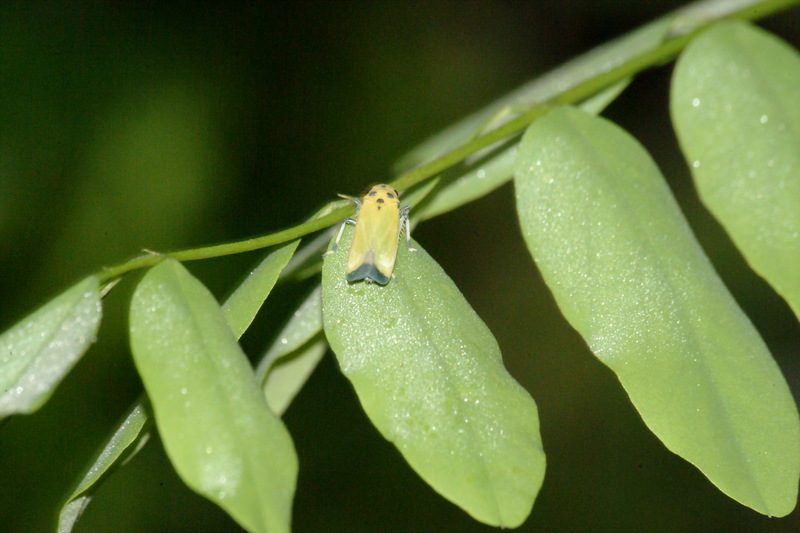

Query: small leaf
396,175,440,214
410,138,518,222
57,398,152,533
221,240,300,340
0,276,102,418
671,21,800,318
322,232,545,528
129,259,297,533
514,106,800,517
256,286,326,416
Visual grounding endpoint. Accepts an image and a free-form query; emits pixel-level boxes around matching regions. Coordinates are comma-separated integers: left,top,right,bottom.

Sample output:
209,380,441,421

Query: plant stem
97,0,799,283
392,0,799,191
98,205,353,283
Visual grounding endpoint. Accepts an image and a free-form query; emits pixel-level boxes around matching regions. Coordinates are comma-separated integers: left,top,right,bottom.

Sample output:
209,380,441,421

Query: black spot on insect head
376,198,385,203
368,191,377,196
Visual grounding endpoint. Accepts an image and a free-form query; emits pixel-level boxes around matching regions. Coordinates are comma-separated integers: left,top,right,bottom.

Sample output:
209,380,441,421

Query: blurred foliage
0,1,798,532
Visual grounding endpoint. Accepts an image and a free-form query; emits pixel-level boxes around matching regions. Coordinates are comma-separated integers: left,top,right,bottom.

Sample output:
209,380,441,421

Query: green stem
98,205,353,283
97,0,798,284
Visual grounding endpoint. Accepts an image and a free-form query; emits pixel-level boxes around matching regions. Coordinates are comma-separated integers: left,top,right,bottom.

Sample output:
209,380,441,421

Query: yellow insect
329,184,414,285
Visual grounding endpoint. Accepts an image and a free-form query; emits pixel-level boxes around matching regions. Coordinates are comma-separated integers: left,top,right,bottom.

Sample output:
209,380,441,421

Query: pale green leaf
129,259,297,533
396,175,440,214
322,232,545,528
0,276,102,418
256,286,326,416
221,240,300,340
671,21,800,318
514,105,800,517
57,398,151,533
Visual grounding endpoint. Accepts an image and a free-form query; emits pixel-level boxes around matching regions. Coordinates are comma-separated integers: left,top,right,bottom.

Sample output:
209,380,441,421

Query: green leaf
221,240,300,340
514,105,800,517
322,232,545,528
59,247,300,532
0,276,102,418
57,398,152,533
671,21,800,318
409,137,518,222
129,259,297,533
256,286,326,416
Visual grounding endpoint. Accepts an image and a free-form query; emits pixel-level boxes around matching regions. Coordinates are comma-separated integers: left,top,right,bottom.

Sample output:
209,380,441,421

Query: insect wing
372,204,401,278
346,187,402,284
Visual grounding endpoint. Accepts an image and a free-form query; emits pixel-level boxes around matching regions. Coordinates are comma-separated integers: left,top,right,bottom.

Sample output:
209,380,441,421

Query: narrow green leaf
0,276,102,418
410,138,517,222
221,240,300,340
396,175,440,213
671,21,800,318
322,233,545,528
514,106,800,517
407,81,633,223
57,398,152,533
256,286,326,416
129,259,297,533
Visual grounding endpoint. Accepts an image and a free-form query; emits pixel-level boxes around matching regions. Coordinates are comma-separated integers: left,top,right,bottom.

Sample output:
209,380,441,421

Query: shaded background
1,1,798,531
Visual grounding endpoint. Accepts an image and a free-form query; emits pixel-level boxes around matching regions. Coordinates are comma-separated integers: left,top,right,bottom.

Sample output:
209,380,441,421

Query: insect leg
323,217,357,256
399,206,417,253
323,195,361,257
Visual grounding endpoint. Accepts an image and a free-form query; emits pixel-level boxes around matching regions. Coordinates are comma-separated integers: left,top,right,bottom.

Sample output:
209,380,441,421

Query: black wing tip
347,264,391,285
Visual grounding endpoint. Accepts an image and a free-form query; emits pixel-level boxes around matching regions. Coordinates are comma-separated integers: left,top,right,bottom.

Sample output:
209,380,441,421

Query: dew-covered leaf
129,259,297,533
57,398,151,533
671,21,800,317
322,232,545,527
514,105,800,517
0,276,101,418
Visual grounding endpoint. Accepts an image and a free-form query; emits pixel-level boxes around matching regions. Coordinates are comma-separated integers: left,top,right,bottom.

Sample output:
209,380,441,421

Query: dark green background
1,1,798,531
